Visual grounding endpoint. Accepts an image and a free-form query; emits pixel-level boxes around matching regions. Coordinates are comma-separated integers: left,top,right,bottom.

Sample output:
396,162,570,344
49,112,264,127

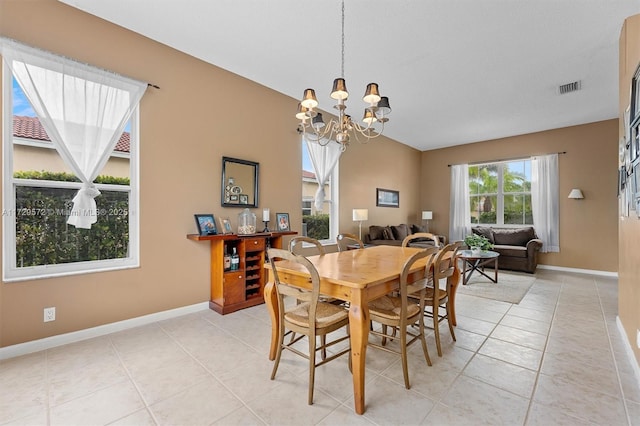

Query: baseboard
616,316,640,392
0,302,210,361
537,264,618,278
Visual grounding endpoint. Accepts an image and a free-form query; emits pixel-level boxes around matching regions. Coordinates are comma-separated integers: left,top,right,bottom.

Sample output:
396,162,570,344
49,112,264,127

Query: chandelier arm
351,121,385,141
301,118,338,145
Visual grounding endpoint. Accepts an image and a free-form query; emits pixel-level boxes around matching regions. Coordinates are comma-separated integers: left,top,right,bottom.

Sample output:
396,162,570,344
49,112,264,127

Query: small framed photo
376,188,399,208
218,217,233,234
276,213,290,231
229,194,239,203
239,194,249,204
194,214,217,235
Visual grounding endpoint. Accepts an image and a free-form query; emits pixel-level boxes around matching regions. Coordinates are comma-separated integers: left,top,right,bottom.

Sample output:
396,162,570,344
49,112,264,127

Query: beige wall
420,119,619,272
0,0,420,347
619,14,640,367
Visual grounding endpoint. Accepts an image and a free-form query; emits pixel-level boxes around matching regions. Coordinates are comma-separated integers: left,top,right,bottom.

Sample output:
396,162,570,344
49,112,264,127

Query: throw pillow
472,226,495,243
410,224,427,233
382,227,395,240
368,225,386,240
391,224,410,240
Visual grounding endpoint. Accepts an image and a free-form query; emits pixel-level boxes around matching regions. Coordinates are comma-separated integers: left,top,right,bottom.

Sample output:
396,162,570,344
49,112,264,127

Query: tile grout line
156,316,270,425
595,277,633,426
45,347,51,426
520,274,562,425
106,333,161,426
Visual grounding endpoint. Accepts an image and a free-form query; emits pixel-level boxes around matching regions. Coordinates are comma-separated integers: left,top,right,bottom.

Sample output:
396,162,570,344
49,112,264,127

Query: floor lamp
422,211,433,232
353,209,368,240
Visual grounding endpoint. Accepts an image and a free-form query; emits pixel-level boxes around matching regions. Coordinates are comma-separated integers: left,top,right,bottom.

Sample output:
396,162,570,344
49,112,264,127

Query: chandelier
295,0,391,151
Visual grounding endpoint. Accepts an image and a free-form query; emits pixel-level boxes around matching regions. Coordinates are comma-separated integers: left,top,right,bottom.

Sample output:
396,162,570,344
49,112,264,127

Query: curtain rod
1,37,160,89
447,151,566,167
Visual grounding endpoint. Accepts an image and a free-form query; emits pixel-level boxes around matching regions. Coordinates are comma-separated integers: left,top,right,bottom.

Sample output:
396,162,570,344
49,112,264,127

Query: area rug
455,271,537,304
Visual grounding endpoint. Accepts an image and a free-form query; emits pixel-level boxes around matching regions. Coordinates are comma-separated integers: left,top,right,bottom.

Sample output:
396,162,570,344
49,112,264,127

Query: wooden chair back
401,232,441,248
268,248,321,328
336,233,364,251
288,236,325,256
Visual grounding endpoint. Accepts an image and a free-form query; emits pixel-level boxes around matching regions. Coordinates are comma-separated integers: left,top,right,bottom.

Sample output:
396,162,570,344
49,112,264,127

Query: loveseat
364,224,446,248
471,226,543,273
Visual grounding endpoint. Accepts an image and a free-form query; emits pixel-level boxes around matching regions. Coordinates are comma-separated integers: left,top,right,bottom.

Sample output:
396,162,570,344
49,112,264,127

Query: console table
187,231,296,314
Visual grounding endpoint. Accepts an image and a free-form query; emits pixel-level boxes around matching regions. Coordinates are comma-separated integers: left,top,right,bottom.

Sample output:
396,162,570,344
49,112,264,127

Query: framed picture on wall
376,188,399,208
631,63,640,121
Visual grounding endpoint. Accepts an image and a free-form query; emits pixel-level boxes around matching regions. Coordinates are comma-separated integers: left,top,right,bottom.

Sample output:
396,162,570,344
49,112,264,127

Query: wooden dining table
263,245,461,415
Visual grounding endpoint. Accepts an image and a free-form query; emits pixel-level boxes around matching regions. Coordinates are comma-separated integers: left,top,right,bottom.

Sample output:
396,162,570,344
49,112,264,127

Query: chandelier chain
295,0,390,150
341,0,345,78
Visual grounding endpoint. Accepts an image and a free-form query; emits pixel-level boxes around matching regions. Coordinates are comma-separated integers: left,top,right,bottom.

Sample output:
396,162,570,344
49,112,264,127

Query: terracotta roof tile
12,115,130,153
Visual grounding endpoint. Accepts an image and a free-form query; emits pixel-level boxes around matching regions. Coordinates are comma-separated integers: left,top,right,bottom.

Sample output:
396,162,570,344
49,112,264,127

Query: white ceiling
60,0,640,151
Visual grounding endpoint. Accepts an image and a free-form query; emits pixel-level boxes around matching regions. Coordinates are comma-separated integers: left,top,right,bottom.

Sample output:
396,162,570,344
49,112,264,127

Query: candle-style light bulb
262,208,270,232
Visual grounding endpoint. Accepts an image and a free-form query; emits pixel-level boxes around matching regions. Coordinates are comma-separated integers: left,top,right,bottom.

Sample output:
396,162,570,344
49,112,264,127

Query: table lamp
422,211,433,232
352,209,368,240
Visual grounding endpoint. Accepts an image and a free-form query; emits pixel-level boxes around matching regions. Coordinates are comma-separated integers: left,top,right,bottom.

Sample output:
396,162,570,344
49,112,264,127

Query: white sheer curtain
304,137,342,211
449,164,471,242
531,153,559,252
0,38,147,229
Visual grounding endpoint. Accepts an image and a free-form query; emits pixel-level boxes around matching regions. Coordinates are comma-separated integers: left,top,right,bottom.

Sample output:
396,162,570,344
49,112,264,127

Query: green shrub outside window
13,171,130,268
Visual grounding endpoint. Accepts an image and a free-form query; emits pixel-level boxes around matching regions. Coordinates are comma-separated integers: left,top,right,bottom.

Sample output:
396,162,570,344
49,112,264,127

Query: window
469,159,532,226
301,140,339,242
3,69,140,281
301,199,312,216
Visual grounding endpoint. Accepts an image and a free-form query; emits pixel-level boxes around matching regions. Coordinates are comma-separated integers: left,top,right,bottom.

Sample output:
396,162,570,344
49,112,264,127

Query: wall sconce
352,209,369,240
568,189,584,199
422,211,433,232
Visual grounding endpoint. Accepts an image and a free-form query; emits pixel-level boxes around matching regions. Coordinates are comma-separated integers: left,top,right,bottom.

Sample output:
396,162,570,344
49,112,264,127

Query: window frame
2,64,140,282
469,159,532,227
301,139,339,245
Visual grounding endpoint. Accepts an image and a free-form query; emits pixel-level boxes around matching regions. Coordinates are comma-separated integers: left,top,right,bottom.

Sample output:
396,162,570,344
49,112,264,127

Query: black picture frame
221,157,259,208
194,214,217,235
632,122,640,162
376,188,399,208
631,63,640,121
276,213,290,231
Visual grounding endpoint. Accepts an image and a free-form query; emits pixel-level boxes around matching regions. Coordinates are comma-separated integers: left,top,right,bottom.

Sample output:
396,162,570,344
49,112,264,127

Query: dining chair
288,236,326,255
367,247,439,389
288,235,341,351
401,232,442,248
267,248,351,405
424,241,463,356
336,233,364,251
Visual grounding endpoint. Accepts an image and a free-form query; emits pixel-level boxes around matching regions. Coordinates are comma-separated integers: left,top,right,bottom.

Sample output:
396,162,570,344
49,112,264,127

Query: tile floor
1,269,639,425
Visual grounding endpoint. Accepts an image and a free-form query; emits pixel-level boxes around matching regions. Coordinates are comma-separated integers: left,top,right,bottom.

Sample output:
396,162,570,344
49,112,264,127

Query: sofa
364,224,445,248
471,226,543,273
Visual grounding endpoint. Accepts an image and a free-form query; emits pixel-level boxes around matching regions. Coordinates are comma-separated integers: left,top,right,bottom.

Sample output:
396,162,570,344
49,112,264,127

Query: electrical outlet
44,307,55,322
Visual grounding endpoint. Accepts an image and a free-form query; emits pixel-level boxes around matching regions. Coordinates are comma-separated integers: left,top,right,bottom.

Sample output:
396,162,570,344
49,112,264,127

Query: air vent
559,80,581,95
